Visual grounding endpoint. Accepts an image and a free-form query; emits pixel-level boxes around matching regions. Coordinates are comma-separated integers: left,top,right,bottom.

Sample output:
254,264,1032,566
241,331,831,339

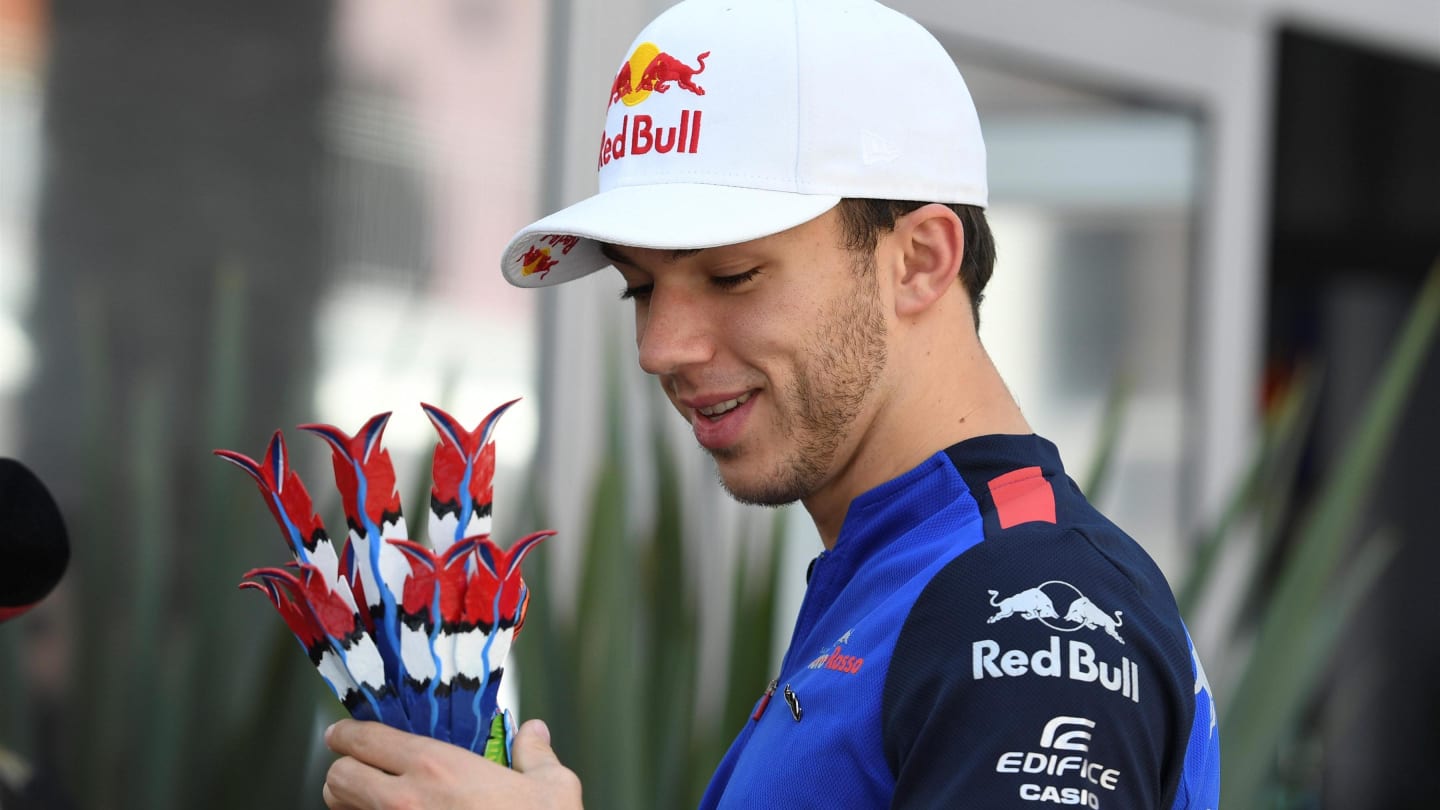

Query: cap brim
501,183,842,287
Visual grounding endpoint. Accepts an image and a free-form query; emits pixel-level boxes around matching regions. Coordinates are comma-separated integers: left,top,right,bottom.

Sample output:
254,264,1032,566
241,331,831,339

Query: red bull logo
599,43,709,168
608,43,709,108
520,246,557,279
986,580,1126,645
518,235,580,280
974,581,1139,702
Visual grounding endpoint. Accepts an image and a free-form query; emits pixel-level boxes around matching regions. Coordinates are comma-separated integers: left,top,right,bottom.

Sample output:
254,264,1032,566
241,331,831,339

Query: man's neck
803,332,1029,548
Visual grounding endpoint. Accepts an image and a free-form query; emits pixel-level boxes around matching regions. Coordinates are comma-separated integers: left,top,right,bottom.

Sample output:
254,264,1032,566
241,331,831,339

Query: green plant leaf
1218,258,1440,806
1176,363,1318,617
640,419,700,809
1080,371,1130,504
567,344,644,809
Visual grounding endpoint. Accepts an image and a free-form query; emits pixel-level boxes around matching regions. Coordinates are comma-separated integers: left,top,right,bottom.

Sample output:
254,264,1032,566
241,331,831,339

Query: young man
323,1,1222,807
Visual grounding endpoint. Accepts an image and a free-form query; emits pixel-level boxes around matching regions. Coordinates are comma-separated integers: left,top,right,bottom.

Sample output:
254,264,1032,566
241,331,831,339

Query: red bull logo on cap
520,246,557,280
599,43,708,168
518,234,580,280
608,43,709,108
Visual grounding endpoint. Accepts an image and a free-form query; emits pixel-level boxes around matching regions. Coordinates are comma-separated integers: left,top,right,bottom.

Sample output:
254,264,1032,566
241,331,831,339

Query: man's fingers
321,779,364,810
324,717,582,809
325,754,409,810
510,718,559,774
325,719,424,775
323,756,375,809
512,718,583,804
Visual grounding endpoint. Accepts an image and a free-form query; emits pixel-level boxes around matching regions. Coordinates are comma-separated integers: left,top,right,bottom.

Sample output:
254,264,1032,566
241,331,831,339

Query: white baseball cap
500,0,987,288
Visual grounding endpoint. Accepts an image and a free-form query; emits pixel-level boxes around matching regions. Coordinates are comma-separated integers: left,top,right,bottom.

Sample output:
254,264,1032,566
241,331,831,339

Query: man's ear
890,203,965,318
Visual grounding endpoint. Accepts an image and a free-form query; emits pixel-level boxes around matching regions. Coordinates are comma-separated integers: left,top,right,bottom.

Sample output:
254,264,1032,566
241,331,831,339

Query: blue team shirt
700,434,1221,809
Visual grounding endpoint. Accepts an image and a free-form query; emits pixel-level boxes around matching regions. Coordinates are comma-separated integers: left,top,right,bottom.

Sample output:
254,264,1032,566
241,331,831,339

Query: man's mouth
697,391,752,419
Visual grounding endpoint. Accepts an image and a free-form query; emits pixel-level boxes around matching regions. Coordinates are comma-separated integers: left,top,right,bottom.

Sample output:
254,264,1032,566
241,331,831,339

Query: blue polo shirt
699,434,1220,809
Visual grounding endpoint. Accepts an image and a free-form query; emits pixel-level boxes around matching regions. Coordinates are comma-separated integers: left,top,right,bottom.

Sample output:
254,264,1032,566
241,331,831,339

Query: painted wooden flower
216,401,552,763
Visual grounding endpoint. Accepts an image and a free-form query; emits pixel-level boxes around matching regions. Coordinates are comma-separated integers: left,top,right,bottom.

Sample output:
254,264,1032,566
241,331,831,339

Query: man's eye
619,284,653,301
712,268,760,289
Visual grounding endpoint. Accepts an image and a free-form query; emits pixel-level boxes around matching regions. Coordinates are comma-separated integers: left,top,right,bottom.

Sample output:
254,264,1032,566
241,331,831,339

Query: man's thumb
511,718,561,773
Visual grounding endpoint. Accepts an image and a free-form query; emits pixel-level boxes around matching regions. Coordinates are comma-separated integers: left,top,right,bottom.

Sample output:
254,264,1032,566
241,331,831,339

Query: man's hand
323,718,583,810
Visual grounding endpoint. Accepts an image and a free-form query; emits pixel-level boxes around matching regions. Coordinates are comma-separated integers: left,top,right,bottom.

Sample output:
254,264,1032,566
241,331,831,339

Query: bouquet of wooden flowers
215,400,551,765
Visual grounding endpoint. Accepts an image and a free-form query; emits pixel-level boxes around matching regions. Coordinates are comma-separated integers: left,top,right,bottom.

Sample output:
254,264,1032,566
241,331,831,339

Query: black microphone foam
0,458,70,612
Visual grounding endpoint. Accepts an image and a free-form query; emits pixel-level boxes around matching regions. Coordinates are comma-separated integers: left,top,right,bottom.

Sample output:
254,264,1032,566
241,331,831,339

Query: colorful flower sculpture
215,400,552,765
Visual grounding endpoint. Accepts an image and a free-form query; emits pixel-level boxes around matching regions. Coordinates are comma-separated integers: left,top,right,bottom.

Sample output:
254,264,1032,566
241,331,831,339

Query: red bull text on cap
599,45,708,168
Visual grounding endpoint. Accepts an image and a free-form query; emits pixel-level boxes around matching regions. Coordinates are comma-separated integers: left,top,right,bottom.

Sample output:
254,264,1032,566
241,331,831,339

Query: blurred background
0,0,1436,808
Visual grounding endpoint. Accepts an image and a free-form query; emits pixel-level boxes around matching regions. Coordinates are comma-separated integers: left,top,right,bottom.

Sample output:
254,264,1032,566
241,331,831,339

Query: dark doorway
1266,25,1440,810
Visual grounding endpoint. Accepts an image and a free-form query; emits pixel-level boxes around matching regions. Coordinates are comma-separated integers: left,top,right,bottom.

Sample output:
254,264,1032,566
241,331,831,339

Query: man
323,0,1222,807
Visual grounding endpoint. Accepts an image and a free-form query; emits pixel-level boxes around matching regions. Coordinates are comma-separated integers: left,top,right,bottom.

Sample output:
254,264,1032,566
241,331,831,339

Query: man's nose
636,286,715,376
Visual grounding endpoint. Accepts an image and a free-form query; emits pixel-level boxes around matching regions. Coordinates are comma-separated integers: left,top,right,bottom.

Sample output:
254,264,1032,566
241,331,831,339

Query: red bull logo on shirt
972,636,1141,703
987,580,1125,644
599,43,708,168
977,582,1138,703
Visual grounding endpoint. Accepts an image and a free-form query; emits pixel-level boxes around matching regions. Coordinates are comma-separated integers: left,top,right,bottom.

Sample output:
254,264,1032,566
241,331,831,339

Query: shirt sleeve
881,529,1196,809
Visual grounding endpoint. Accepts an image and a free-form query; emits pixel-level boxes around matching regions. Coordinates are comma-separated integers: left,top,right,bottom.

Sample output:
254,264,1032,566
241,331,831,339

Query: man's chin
711,456,807,508
717,477,800,508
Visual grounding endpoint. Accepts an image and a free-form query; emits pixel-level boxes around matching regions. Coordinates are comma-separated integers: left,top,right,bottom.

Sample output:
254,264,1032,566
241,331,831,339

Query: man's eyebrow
599,243,706,267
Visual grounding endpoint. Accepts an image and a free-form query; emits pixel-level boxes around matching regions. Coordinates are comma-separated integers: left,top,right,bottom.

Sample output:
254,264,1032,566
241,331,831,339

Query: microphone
0,458,70,623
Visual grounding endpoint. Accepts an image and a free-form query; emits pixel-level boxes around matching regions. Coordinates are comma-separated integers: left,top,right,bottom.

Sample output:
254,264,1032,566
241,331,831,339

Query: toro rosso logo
987,581,1125,645
599,43,707,168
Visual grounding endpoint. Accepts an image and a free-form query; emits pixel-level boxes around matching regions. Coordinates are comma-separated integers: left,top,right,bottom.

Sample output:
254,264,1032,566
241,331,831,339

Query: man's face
604,209,889,506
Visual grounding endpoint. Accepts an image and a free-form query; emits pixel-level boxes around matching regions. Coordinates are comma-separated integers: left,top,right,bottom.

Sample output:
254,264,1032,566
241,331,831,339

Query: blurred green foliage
0,269,333,809
1176,258,1440,808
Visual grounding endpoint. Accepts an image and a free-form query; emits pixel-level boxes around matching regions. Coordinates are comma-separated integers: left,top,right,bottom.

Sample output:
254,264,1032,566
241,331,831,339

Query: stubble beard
713,257,888,507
